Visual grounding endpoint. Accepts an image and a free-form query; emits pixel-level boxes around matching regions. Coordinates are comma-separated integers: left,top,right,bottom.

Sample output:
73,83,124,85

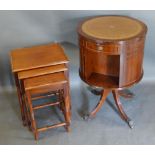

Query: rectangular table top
24,72,67,91
18,64,67,80
10,43,69,73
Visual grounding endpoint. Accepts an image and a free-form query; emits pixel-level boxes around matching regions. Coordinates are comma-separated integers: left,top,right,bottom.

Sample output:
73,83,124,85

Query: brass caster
127,118,134,129
83,114,91,121
65,126,71,132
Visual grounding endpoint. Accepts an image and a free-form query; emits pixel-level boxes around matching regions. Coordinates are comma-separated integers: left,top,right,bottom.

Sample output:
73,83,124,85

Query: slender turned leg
84,89,110,120
14,73,26,126
58,90,65,113
25,91,38,140
21,80,32,130
64,65,72,115
64,84,71,132
112,90,134,128
24,94,32,131
118,89,135,99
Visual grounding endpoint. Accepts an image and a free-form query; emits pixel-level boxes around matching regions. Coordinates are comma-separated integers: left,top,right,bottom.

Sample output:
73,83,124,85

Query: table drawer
86,41,120,54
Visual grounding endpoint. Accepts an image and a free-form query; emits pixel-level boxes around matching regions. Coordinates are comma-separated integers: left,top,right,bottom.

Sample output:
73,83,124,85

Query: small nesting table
10,43,71,128
78,16,147,128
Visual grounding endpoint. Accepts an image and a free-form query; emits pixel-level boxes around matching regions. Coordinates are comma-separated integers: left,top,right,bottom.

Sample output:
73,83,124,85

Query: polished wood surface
24,72,67,90
10,43,71,136
18,64,67,80
78,15,147,89
87,72,119,88
87,89,110,118
33,101,60,110
78,15,147,128
24,72,71,140
10,43,69,72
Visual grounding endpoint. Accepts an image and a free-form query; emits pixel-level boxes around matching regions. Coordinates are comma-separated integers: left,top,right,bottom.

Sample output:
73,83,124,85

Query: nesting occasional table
10,43,71,139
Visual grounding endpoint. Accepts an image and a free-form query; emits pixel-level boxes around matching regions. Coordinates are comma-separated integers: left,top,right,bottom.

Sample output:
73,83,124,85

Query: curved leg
112,90,134,129
118,89,135,99
84,89,110,120
89,85,135,99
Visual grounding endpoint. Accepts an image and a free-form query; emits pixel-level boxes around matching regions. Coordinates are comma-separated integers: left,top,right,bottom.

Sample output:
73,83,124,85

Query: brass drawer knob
97,46,103,50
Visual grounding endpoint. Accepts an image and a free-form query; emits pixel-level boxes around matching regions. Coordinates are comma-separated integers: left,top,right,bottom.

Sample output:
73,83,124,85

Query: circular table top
80,16,147,40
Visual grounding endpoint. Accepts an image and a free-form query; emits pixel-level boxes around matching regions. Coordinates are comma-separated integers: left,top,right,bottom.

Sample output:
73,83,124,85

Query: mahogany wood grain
37,122,67,132
25,90,38,139
10,43,69,128
10,43,69,72
112,90,129,121
24,72,71,140
88,89,110,118
10,43,70,132
33,102,60,110
18,64,67,80
32,92,58,101
78,15,147,128
14,73,27,126
24,72,67,91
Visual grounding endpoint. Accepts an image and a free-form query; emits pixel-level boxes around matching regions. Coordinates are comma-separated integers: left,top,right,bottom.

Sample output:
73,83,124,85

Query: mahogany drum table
78,16,147,128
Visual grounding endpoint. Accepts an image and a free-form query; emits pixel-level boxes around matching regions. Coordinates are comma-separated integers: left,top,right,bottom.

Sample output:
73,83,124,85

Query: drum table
78,16,147,128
